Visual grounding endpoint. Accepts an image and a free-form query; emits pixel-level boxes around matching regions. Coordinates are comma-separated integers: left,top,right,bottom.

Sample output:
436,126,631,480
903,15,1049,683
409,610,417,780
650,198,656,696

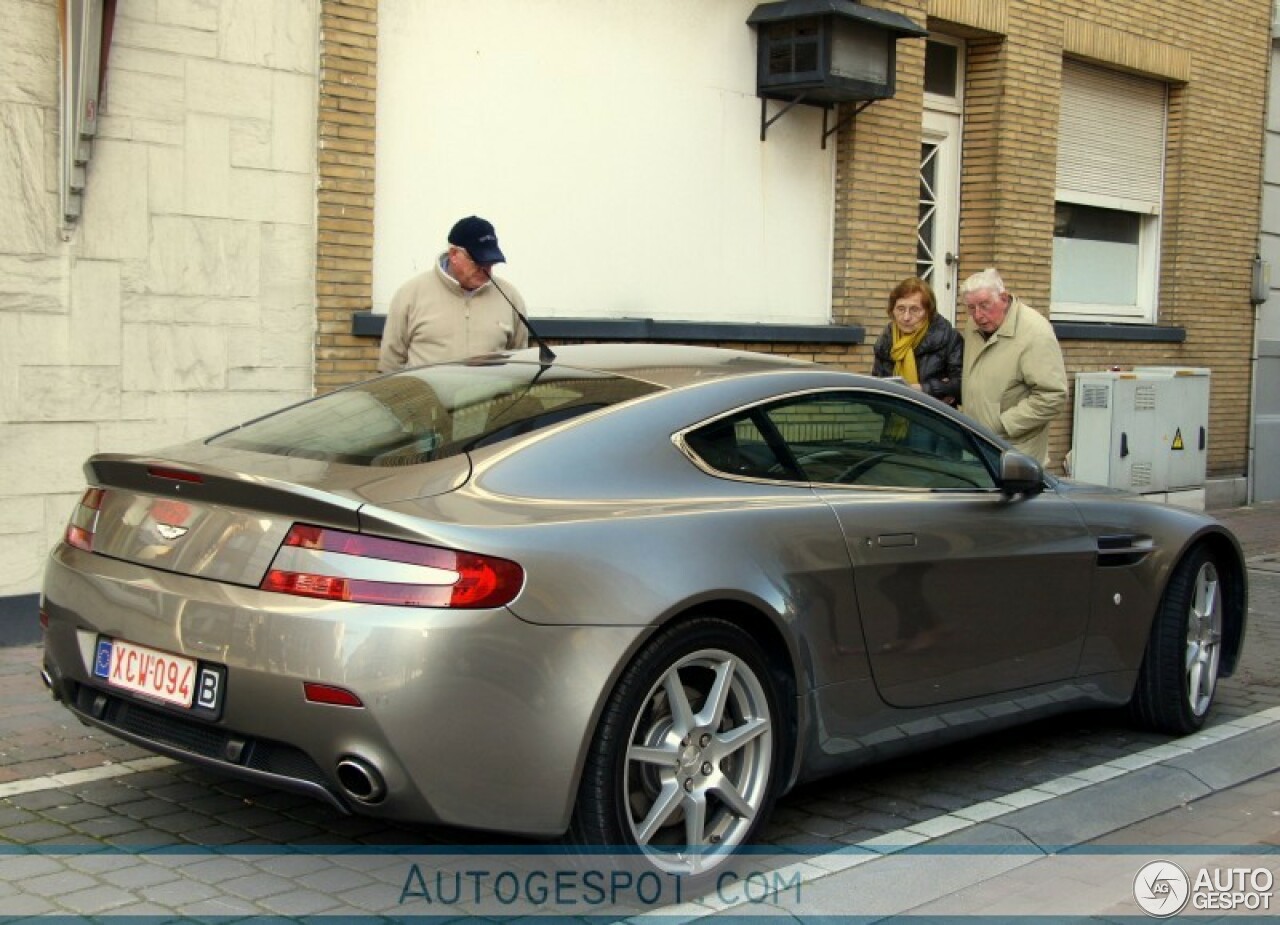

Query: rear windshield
208,361,662,466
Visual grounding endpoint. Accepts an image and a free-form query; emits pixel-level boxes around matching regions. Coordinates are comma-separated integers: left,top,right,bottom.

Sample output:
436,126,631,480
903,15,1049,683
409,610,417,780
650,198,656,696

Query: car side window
762,393,997,490
683,414,785,479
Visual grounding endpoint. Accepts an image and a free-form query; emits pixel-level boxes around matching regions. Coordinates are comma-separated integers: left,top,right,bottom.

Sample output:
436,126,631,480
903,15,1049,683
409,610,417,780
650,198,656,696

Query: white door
919,108,962,321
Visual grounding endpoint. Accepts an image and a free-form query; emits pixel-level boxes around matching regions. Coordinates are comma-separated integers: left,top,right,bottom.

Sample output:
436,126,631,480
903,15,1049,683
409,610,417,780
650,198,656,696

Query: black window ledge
1051,321,1186,343
352,312,864,345
354,312,1183,346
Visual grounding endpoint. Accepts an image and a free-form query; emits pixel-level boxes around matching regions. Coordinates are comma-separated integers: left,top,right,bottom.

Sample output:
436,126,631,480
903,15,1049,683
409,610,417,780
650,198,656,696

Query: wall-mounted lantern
747,0,926,147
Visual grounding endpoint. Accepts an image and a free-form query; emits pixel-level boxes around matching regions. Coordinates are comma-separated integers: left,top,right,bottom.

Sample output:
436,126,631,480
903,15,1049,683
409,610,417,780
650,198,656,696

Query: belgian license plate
93,638,219,710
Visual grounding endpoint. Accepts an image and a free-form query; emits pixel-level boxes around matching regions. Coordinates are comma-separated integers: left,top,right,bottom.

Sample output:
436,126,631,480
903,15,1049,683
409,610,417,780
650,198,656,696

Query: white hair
961,268,1006,298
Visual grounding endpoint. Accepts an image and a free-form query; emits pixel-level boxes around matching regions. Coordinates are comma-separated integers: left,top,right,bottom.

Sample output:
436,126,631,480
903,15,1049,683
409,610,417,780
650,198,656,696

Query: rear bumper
41,545,646,836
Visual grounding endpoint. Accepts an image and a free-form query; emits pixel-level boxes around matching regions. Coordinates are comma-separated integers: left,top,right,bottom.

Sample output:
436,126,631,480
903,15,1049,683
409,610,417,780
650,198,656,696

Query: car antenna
484,270,557,366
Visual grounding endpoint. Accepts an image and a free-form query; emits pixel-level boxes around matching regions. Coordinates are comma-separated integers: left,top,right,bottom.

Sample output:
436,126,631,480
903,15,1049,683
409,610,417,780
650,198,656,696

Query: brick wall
315,0,379,392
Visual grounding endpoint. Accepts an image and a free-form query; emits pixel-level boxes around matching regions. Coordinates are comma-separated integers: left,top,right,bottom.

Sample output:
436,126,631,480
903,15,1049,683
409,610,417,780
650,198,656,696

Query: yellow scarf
890,322,929,384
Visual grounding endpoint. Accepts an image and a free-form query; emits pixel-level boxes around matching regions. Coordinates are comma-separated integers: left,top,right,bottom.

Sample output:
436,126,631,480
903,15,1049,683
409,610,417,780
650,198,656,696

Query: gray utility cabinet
1070,367,1210,493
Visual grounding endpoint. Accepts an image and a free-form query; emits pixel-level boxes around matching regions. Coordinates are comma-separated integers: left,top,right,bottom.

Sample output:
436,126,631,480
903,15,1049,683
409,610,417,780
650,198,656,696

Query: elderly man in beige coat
960,268,1068,466
378,216,529,373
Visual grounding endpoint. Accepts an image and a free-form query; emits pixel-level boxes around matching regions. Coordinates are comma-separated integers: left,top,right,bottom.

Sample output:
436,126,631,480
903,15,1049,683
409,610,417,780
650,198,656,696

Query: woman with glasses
870,277,963,407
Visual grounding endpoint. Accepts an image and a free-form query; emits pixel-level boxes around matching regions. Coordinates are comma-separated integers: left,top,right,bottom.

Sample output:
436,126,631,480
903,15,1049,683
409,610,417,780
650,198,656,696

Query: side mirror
999,450,1044,497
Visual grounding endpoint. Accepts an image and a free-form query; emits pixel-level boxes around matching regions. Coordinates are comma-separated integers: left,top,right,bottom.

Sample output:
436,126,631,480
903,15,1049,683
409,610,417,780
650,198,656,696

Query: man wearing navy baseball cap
379,215,529,371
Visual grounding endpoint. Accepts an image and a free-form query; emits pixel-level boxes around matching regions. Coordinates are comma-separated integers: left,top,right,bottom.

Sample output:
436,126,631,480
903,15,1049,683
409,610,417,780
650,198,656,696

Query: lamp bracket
760,94,810,141
759,96,876,148
822,99,874,148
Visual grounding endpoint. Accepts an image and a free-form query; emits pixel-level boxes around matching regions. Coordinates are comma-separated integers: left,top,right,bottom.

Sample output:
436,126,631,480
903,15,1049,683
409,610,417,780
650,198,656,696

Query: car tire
570,615,782,877
1130,544,1224,735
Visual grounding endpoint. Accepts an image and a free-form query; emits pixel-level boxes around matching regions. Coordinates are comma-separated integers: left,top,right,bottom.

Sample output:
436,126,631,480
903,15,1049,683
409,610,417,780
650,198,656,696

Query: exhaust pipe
335,756,387,804
40,668,53,691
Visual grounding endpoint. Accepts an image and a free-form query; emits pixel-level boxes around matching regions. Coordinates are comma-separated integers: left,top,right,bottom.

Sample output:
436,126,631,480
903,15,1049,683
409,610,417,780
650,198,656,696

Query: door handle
945,252,958,267
877,533,917,548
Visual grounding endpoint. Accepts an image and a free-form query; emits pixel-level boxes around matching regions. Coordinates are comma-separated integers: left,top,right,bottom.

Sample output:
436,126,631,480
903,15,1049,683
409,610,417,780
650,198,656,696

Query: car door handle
877,533,917,548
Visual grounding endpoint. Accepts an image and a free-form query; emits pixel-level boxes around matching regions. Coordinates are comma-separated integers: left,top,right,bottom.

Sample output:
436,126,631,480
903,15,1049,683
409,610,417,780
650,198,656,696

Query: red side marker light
303,682,364,707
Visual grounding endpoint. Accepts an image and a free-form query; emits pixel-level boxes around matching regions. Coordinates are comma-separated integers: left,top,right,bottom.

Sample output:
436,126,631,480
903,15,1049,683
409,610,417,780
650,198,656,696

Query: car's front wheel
571,616,782,877
1131,544,1224,734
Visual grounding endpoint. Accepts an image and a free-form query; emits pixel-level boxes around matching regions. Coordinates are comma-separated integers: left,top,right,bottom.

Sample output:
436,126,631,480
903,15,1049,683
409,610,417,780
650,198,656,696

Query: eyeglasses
892,304,926,317
966,297,1002,315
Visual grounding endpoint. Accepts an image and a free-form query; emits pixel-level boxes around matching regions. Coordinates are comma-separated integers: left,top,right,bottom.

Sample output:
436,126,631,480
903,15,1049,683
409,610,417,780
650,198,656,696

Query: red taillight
65,487,106,552
260,525,524,609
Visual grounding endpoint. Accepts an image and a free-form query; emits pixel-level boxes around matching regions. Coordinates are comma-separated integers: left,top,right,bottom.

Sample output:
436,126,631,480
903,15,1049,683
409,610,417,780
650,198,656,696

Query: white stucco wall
0,0,318,598
373,0,836,324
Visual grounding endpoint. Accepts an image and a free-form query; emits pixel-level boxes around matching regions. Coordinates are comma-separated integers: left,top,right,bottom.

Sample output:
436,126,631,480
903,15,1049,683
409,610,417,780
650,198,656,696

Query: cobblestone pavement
0,503,1275,918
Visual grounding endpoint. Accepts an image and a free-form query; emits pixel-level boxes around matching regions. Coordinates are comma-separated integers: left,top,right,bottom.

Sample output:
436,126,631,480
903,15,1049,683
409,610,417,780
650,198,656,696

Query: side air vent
1096,534,1154,567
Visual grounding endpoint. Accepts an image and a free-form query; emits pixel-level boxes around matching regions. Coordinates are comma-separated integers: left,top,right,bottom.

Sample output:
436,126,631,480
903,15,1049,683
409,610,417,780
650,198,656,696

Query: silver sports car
41,344,1247,874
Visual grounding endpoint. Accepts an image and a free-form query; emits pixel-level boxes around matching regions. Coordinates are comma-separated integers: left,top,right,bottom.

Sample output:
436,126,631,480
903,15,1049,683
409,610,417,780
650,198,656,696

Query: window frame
1052,60,1168,324
674,387,1003,493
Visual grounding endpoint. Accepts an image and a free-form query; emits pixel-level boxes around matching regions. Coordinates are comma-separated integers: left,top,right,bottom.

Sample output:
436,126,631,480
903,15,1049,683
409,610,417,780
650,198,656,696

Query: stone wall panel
113,14,219,59
69,259,122,366
0,102,52,254
0,497,44,535
121,322,229,392
0,0,57,107
80,140,151,260
0,423,98,497
0,530,48,598
183,113,232,217
146,215,260,296
0,255,68,313
186,58,272,120
19,366,120,421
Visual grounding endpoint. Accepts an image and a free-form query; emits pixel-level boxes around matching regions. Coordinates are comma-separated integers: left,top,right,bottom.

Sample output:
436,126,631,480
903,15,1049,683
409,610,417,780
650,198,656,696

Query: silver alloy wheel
1185,559,1222,717
622,647,773,874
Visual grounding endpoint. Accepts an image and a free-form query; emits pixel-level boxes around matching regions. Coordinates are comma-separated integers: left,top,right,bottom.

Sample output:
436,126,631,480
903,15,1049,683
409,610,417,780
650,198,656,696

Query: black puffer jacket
870,314,963,405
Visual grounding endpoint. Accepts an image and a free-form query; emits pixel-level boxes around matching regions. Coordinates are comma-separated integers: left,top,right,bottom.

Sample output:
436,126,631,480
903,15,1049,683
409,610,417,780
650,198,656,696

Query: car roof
492,343,820,389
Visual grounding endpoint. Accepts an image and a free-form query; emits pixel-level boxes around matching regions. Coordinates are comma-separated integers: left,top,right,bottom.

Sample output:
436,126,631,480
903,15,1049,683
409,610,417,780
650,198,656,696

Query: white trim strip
0,756,175,799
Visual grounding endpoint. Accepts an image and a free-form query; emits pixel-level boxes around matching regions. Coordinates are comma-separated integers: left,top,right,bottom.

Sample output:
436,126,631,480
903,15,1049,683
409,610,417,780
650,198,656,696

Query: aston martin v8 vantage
40,344,1247,874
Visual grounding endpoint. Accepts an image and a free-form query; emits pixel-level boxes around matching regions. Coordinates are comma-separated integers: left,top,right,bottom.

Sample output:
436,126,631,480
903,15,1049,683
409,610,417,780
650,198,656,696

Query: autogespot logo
1134,860,1190,917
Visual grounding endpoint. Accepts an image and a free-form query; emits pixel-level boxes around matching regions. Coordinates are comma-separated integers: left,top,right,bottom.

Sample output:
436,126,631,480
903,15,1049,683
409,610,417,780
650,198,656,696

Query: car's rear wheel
571,616,781,877
1131,545,1224,734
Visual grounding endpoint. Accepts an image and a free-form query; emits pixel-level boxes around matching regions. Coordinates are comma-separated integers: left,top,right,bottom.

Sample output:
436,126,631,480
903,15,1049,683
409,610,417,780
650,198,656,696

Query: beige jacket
378,256,529,372
961,296,1068,465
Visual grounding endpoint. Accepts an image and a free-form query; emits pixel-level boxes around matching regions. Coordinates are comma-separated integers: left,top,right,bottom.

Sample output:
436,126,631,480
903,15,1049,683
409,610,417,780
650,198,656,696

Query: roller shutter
1056,60,1167,214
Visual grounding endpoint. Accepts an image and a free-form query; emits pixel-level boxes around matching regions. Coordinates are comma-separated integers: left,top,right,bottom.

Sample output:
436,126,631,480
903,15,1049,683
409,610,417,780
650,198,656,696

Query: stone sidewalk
696,709,1280,920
